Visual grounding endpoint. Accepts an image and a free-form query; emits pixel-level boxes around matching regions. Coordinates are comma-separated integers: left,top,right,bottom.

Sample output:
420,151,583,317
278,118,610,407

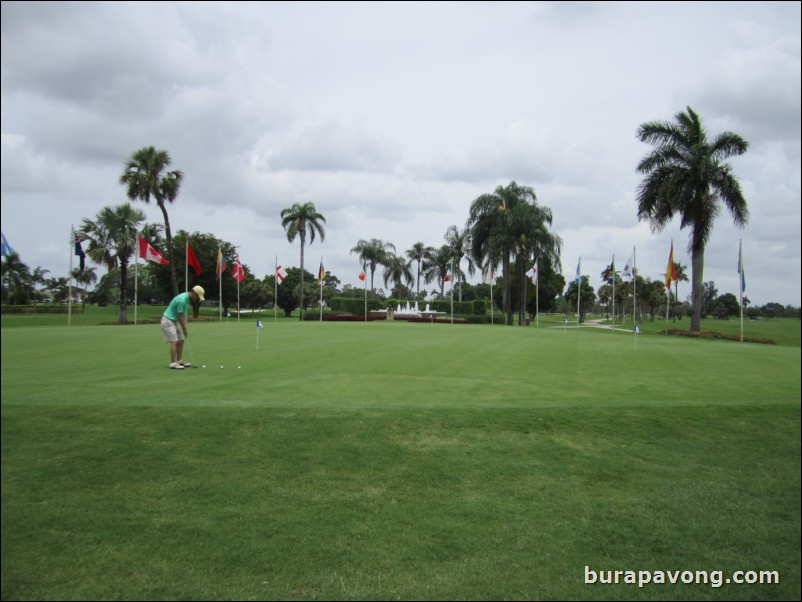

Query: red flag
232,258,246,283
187,243,201,276
276,264,287,283
139,236,169,265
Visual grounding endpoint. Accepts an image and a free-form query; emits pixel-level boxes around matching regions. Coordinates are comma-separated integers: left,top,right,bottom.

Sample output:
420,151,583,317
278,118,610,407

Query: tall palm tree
350,238,396,298
406,242,434,300
382,253,414,298
445,225,474,302
79,203,162,324
120,146,184,297
281,202,326,319
636,106,749,332
422,245,453,298
467,181,560,325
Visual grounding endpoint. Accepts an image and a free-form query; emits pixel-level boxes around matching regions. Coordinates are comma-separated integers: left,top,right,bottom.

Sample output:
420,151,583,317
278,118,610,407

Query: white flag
622,251,634,280
256,319,264,329
483,269,496,285
526,261,538,284
276,265,288,283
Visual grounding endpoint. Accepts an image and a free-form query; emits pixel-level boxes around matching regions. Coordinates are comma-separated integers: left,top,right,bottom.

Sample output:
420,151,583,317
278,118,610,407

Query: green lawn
2,316,800,600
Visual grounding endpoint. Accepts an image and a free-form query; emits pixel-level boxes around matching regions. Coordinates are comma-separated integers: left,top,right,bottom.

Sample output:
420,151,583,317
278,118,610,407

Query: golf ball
238,366,241,369
202,365,206,368
220,365,224,369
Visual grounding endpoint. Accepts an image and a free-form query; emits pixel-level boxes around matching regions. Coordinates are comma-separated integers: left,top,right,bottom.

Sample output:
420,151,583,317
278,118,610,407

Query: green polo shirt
163,292,191,321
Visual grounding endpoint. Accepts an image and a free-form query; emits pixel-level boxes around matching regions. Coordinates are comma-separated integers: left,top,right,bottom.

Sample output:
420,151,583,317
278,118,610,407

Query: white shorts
161,317,184,343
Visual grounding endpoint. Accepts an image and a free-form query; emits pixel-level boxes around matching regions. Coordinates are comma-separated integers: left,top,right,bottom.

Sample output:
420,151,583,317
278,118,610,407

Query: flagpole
218,247,222,323
611,255,615,329
274,256,278,322
134,231,140,326
665,241,670,335
319,257,323,322
363,263,367,323
237,257,241,324
739,240,744,343
185,241,188,294
450,260,454,324
576,257,581,329
633,247,637,351
68,226,74,327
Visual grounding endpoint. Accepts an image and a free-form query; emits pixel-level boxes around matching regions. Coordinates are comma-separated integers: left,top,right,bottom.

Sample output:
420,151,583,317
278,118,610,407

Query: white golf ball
238,366,241,369
202,365,206,368
220,365,224,369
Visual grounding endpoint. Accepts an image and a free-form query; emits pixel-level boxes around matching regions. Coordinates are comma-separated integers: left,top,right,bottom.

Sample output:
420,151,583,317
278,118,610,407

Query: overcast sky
2,1,800,306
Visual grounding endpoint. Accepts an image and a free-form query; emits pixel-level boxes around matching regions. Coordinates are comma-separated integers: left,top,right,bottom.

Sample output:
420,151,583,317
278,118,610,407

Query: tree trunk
690,243,705,332
502,254,512,325
299,233,306,321
158,200,179,297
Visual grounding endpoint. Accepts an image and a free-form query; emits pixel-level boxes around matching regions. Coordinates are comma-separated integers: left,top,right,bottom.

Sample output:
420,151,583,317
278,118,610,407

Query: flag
574,258,581,285
738,242,746,294
634,325,641,334
138,236,169,265
444,263,452,282
665,240,678,289
318,260,325,285
74,232,86,271
276,264,288,283
602,256,614,284
187,243,202,276
483,269,496,285
256,319,264,329
622,251,634,280
526,261,538,284
215,247,226,280
1,231,15,257
232,258,246,283
358,261,366,281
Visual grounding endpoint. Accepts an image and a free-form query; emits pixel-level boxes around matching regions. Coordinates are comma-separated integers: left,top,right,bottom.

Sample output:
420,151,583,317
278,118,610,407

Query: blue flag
256,319,264,329
1,231,15,257
74,233,86,271
575,258,581,285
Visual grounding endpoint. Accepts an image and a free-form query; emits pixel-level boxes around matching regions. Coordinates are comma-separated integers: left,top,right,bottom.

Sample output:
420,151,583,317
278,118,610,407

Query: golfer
162,285,205,369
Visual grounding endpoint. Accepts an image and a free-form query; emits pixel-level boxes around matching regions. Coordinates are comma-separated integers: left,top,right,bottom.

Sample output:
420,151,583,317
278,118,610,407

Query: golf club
185,335,199,368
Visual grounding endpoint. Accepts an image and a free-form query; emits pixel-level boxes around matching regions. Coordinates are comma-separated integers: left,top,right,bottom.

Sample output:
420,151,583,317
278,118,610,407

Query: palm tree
467,181,560,325
281,202,326,319
406,242,434,299
673,261,689,304
636,106,749,332
350,238,396,298
120,146,184,297
79,203,162,324
445,225,474,302
422,245,453,298
70,266,98,310
0,252,34,305
382,253,414,298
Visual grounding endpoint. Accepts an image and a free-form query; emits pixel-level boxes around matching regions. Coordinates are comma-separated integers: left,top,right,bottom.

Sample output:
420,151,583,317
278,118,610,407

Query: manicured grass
2,319,800,600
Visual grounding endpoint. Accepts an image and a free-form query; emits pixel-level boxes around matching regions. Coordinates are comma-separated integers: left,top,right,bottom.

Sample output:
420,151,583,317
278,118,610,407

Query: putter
185,335,199,368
